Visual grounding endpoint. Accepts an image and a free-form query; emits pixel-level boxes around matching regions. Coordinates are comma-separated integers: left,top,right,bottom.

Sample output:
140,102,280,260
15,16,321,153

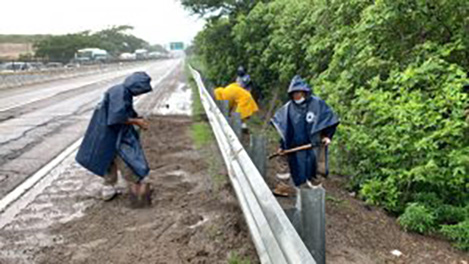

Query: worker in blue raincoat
271,75,339,188
236,66,253,91
76,72,152,207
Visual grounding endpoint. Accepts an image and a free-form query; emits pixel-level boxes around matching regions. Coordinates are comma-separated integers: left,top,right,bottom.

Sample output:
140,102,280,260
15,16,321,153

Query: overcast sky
0,0,205,46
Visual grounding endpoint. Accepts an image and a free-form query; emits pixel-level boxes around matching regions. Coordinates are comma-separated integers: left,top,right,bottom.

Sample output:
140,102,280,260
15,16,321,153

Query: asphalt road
0,59,182,200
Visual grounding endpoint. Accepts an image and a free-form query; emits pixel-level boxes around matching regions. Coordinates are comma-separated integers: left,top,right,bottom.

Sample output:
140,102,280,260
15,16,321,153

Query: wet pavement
0,59,181,199
0,60,189,263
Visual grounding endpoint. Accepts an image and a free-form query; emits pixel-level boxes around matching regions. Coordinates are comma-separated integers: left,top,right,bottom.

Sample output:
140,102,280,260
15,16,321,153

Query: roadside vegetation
184,0,469,250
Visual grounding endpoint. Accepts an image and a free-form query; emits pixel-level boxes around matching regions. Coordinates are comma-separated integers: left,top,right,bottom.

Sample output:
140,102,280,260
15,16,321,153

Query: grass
228,251,251,264
185,56,227,191
191,122,212,148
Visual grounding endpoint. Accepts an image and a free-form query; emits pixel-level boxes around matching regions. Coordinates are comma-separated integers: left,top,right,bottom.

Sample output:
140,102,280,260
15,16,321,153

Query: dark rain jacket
271,76,339,186
75,72,152,180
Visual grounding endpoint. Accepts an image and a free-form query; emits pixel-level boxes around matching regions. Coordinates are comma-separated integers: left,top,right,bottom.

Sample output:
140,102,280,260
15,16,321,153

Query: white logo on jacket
306,111,316,123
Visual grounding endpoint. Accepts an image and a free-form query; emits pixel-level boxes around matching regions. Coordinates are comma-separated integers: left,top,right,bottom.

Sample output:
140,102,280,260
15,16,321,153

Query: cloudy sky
0,0,205,46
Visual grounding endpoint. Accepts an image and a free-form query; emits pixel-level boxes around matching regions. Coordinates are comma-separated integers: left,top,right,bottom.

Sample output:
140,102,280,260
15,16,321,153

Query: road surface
0,59,181,200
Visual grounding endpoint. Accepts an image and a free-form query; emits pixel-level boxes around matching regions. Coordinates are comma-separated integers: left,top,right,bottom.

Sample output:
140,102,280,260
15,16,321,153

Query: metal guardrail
190,66,317,264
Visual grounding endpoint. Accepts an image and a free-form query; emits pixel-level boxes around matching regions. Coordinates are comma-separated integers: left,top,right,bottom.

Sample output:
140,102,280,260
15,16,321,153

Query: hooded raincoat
271,76,339,186
76,72,152,181
214,83,259,120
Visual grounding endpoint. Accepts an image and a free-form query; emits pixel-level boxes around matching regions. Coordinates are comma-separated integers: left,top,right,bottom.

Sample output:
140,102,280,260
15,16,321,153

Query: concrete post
297,186,326,264
249,135,267,178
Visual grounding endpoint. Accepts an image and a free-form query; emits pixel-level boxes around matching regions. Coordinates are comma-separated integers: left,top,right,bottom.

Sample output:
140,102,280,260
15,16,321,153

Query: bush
398,203,436,234
193,0,469,250
441,220,469,251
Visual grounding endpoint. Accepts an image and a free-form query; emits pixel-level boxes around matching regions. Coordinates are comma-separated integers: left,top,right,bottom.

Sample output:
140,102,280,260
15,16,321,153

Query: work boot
129,182,153,209
306,178,322,188
101,185,118,201
272,182,296,197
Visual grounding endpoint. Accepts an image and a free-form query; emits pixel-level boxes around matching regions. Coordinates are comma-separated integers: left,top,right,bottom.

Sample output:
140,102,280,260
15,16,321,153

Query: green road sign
170,42,184,50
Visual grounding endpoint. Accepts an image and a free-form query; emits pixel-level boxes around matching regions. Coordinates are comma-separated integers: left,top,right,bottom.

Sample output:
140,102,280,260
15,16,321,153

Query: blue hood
236,74,252,90
124,72,152,96
287,75,311,96
237,66,246,77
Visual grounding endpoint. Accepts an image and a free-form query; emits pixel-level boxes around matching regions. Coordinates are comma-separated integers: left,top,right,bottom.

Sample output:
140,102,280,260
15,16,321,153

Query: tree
181,0,266,17
94,25,148,56
146,44,168,53
34,32,100,62
33,25,150,62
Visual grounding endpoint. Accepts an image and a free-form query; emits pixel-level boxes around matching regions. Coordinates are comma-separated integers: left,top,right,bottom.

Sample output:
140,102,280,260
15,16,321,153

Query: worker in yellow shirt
214,75,259,129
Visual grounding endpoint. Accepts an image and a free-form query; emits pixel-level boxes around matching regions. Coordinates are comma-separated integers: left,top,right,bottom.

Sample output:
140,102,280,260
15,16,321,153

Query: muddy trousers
104,155,140,186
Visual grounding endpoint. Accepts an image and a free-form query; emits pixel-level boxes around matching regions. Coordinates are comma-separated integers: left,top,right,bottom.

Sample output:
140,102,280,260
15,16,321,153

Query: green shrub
441,220,469,251
434,205,468,225
398,203,436,234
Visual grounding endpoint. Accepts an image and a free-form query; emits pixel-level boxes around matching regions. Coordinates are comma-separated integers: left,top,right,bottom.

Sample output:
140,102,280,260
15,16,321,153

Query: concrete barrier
0,61,154,90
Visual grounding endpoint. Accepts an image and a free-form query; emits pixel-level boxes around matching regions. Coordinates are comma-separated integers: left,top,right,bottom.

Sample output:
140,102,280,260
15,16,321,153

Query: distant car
0,62,31,72
64,63,80,69
45,62,64,69
28,62,45,71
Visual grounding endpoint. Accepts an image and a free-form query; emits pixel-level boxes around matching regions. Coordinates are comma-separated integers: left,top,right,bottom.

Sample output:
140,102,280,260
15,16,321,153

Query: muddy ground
263,142,468,264
27,115,259,264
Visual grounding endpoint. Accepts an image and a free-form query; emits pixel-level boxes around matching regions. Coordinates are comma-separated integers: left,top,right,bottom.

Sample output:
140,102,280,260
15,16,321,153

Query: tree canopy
33,25,150,62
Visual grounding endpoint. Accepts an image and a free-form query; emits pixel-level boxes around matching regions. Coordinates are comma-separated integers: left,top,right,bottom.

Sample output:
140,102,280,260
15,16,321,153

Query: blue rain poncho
236,74,252,90
75,72,152,180
235,66,252,91
271,76,339,186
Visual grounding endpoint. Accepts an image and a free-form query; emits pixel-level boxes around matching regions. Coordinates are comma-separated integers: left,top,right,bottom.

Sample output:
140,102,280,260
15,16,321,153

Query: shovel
268,143,313,160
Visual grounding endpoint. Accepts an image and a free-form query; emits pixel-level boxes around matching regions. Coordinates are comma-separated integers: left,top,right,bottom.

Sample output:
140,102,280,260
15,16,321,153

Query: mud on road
28,115,258,264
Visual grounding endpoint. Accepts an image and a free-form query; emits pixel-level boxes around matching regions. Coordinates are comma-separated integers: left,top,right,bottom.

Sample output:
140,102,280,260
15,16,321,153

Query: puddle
153,82,192,116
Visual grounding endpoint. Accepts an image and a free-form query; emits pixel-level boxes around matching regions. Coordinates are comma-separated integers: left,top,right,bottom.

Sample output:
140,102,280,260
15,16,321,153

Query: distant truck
75,48,109,63
119,53,136,61
134,49,148,60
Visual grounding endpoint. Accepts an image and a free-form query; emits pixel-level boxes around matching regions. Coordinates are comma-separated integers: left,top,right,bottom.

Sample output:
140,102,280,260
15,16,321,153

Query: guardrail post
230,112,242,139
249,135,267,178
219,100,229,118
297,187,326,264
207,83,215,99
284,207,301,232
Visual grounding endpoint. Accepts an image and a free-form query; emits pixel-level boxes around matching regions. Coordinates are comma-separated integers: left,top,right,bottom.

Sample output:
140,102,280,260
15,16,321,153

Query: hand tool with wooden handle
268,143,312,160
